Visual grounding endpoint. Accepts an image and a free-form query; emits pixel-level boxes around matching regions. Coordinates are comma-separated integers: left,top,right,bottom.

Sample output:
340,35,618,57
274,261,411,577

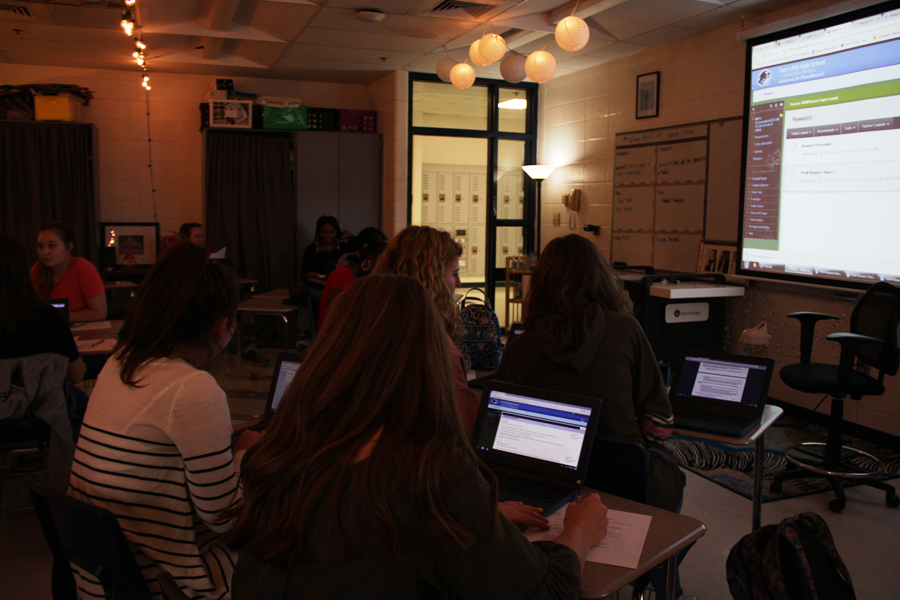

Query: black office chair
770,282,900,512
585,435,651,600
26,477,152,600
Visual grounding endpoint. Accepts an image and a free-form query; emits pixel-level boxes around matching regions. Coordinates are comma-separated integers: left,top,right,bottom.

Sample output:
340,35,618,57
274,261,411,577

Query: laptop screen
270,357,302,414
48,298,69,325
475,388,593,471
672,354,770,407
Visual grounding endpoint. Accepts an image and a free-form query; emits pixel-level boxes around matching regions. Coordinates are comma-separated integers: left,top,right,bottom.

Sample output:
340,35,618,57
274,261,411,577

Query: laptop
668,349,775,437
467,322,525,390
48,298,70,325
472,381,601,516
231,351,303,443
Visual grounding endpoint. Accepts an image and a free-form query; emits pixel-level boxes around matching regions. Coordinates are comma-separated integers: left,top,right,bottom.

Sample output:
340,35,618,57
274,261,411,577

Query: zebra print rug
663,415,900,502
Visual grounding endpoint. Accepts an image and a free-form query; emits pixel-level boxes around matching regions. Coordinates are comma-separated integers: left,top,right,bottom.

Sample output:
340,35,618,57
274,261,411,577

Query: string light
124,0,136,5
142,74,151,91
121,17,134,37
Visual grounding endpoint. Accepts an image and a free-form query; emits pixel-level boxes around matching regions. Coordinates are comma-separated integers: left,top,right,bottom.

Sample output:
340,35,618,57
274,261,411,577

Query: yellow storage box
34,94,79,122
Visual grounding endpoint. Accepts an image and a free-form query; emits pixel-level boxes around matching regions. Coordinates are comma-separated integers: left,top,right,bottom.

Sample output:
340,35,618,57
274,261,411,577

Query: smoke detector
356,10,385,22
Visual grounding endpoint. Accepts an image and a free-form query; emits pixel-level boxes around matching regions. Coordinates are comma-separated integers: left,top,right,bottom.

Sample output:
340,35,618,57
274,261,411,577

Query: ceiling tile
268,67,388,84
294,26,444,53
593,0,718,40
248,2,319,41
626,25,700,46
284,44,422,67
232,40,291,67
584,40,652,59
309,7,476,40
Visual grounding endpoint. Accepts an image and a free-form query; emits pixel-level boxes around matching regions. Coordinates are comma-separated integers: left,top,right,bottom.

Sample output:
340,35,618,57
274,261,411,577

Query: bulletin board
611,117,743,272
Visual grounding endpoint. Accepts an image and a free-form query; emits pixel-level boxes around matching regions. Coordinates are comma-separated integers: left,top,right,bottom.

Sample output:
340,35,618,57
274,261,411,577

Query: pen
91,340,104,347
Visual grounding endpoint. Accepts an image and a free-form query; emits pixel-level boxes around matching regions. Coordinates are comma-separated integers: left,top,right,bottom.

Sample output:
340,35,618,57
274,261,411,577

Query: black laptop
472,381,601,516
668,349,775,437
232,351,303,443
48,298,70,325
468,322,525,390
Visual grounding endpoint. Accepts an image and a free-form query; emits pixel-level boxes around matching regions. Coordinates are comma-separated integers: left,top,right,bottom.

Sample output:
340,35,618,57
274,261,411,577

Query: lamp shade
469,39,491,66
449,62,476,89
555,16,590,52
479,33,507,63
522,165,556,180
525,50,557,83
436,57,458,82
500,52,527,84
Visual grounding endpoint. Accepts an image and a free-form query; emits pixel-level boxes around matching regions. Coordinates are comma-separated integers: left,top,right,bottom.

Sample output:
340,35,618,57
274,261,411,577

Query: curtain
205,131,294,291
0,122,96,264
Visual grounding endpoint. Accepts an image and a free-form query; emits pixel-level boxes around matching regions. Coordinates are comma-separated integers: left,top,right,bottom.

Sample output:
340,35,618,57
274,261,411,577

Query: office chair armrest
788,312,839,363
827,332,885,390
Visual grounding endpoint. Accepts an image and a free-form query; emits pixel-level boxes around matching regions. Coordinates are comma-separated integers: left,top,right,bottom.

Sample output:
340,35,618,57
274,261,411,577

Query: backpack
459,288,503,370
726,512,855,600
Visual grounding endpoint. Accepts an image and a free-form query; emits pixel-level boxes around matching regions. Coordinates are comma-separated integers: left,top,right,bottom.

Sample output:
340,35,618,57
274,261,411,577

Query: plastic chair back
851,282,900,375
26,477,152,600
584,435,650,504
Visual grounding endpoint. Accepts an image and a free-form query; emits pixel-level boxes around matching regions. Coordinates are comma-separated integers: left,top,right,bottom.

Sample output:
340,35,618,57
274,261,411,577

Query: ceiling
0,0,816,85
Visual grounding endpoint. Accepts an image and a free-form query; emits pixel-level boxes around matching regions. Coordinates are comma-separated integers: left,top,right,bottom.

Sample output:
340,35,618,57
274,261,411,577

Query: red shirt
317,266,356,331
31,257,105,313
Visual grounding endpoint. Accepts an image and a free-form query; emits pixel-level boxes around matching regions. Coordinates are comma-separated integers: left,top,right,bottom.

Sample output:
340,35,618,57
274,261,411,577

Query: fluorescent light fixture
522,165,556,180
498,98,527,109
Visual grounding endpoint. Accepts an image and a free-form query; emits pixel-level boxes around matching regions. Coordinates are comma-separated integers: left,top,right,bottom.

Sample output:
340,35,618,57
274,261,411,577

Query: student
317,240,387,331
31,221,107,322
68,243,261,599
494,235,686,513
227,275,610,599
373,226,479,435
300,215,344,280
179,221,205,246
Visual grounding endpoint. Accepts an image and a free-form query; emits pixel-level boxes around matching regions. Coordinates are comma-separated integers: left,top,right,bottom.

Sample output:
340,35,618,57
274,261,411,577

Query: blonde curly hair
374,226,464,344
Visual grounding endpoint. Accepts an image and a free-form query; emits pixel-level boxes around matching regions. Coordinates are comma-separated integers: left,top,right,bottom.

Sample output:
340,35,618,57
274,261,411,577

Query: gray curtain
0,122,96,264
205,130,295,291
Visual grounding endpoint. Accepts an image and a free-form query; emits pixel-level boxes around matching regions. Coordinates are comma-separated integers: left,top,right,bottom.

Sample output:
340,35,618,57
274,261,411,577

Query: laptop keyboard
496,473,571,504
677,408,748,428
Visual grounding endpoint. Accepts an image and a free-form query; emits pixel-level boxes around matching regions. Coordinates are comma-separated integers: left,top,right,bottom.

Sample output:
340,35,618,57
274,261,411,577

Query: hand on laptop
499,501,550,530
234,429,264,453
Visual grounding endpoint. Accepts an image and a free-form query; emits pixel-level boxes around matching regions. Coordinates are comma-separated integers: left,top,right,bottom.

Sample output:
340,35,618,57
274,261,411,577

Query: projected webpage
742,6,900,286
478,391,591,469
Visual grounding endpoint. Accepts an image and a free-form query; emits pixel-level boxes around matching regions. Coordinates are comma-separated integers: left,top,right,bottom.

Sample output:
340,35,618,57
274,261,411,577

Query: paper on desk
210,247,227,259
76,338,116,352
71,320,112,331
524,506,652,569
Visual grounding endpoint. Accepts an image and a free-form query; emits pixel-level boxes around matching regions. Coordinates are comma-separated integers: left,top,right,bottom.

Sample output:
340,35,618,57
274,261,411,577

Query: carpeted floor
663,415,900,502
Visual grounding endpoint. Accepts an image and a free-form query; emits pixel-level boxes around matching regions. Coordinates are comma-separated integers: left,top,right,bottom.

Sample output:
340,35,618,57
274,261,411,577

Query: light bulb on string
136,40,146,51
125,0,136,5
121,19,134,36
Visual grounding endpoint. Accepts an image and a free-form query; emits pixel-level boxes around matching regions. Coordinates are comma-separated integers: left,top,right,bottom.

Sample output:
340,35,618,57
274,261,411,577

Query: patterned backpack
459,288,503,370
726,512,855,600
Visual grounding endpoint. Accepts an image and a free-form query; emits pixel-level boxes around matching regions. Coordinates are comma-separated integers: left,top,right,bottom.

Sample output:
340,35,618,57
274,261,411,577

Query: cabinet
504,256,532,331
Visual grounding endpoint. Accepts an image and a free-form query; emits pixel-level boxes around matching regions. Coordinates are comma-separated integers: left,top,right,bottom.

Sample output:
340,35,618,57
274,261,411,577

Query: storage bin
208,100,253,128
34,94,79,122
262,106,308,130
306,107,339,131
339,109,377,133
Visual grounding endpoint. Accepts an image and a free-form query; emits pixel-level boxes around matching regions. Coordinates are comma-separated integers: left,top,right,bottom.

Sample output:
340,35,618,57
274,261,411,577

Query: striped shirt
69,357,241,600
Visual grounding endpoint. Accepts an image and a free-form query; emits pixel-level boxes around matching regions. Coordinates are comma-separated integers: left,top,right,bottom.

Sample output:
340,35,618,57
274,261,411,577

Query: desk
674,404,783,532
237,297,297,349
581,491,706,599
72,320,123,356
103,281,137,290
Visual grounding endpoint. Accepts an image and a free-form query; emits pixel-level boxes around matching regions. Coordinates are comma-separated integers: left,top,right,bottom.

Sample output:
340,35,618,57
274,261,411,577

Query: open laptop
467,322,525,390
231,351,303,443
472,381,601,516
48,298,70,325
668,349,775,437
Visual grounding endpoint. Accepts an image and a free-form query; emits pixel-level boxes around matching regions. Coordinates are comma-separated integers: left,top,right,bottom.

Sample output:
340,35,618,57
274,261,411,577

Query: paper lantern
479,33,507,63
449,62,476,89
500,52,527,84
436,57,458,82
555,16,590,52
469,39,491,67
525,50,557,83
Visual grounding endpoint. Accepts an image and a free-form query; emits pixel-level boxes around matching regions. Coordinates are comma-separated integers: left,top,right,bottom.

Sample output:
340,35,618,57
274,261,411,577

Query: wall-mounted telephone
567,188,581,211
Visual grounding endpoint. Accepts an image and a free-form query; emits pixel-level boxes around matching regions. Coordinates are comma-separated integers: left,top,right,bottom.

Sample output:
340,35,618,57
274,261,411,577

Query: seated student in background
68,243,261,599
179,221,205,246
317,239,387,331
1,233,88,424
335,225,387,269
31,221,106,322
494,235,686,514
300,215,345,280
227,274,609,599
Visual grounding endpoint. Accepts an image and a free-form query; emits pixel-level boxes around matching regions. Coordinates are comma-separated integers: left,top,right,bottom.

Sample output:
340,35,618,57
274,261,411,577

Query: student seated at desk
317,239,387,331
301,215,346,280
31,221,107,323
228,275,609,600
68,243,261,599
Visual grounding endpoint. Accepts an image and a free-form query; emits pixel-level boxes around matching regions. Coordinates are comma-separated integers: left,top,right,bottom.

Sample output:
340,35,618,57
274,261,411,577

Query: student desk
581,491,706,599
71,320,123,356
237,295,298,349
673,404,783,532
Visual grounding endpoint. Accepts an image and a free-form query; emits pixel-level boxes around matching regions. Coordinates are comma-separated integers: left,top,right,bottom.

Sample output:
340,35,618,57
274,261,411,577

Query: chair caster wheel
829,498,845,513
887,493,900,508
770,479,783,494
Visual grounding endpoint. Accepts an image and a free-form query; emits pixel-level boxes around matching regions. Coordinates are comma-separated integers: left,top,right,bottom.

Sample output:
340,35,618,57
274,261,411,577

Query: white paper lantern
436,57,458,82
525,50,557,83
479,33,507,63
469,39,491,66
449,62,476,89
500,52,527,84
555,16,590,52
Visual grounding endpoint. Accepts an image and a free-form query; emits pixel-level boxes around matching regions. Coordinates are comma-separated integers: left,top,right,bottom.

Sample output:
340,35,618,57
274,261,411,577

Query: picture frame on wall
697,239,737,278
636,71,660,119
101,222,159,266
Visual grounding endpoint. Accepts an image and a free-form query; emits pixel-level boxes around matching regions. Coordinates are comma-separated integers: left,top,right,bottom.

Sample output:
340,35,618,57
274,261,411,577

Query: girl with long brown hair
228,274,609,599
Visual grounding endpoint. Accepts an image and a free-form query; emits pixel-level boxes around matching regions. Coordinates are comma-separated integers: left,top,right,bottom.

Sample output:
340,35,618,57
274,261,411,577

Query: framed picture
697,240,737,277
101,222,159,266
636,71,660,119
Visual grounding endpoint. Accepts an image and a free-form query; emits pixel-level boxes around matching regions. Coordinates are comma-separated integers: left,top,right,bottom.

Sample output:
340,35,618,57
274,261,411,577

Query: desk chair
770,282,900,512
26,477,152,600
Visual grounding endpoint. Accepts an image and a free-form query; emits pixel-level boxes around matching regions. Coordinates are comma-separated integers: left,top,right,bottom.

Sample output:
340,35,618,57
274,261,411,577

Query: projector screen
737,0,900,290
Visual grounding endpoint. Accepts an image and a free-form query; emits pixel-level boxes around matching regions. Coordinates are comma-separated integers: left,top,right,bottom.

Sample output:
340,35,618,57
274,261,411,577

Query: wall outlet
553,213,561,226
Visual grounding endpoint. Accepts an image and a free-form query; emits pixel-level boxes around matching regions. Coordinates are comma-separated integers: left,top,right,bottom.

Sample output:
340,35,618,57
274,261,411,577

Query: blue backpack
459,288,503,370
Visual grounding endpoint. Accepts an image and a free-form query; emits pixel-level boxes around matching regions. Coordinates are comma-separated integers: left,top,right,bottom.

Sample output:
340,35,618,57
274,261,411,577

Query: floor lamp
521,165,556,253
